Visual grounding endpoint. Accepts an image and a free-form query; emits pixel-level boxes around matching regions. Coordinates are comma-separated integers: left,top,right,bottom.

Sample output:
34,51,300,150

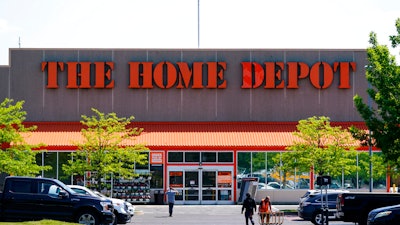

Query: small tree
0,98,50,176
278,116,357,188
62,108,149,190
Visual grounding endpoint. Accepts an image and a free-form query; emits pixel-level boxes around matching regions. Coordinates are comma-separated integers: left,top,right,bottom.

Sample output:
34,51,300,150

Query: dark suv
368,204,400,225
298,191,345,225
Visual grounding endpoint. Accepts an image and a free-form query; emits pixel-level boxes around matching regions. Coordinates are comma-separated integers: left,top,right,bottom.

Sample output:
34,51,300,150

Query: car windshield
68,185,98,197
94,190,107,198
50,179,76,194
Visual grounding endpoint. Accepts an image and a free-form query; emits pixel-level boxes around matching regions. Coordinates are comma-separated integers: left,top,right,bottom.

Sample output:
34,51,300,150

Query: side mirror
59,190,68,198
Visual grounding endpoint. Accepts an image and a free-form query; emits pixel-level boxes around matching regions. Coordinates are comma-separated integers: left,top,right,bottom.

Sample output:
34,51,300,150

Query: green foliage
353,18,400,166
0,98,50,176
281,116,357,177
357,152,387,180
62,108,149,190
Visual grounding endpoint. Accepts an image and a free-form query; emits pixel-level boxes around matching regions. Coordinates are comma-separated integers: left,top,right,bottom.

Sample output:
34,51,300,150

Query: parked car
299,189,349,203
367,204,400,225
0,176,115,225
336,192,400,225
315,181,341,189
257,182,274,189
298,191,347,225
266,182,294,189
124,201,135,217
68,185,132,224
93,190,135,218
251,171,277,184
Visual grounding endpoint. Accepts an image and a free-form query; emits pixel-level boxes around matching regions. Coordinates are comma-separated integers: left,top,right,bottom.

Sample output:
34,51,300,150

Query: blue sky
1,0,400,65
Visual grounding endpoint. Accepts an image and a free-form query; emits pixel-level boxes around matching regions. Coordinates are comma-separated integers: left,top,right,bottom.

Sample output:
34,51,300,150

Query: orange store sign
41,61,356,89
150,152,164,165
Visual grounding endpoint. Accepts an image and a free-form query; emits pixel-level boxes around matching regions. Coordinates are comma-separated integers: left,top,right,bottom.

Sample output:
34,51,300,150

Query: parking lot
131,205,356,225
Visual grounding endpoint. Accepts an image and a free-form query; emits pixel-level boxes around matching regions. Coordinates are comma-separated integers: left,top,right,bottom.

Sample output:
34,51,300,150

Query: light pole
197,0,200,48
368,79,373,192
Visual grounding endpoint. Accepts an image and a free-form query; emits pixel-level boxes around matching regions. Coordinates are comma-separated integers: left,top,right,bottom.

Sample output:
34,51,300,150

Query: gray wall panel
0,66,9,101
76,50,114,118
10,50,44,120
42,50,79,121
215,50,251,121
3,48,368,122
112,49,149,120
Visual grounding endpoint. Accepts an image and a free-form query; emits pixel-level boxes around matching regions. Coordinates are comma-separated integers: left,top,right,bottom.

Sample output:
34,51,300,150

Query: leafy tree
272,151,303,188
278,116,357,184
0,98,50,176
357,152,387,186
62,108,149,190
353,18,400,165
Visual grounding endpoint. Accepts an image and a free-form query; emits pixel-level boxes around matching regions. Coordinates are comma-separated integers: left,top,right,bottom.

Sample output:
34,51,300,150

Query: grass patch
281,209,298,213
0,220,78,225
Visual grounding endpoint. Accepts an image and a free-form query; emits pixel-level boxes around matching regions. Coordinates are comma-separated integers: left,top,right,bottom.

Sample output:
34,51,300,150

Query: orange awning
21,121,369,151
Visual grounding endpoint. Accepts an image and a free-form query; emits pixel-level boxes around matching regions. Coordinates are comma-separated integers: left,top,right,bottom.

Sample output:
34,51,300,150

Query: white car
94,190,135,217
124,201,135,216
68,185,133,224
257,182,275,189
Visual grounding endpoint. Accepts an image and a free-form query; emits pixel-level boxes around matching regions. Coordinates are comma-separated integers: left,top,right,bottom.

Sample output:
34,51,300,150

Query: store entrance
168,166,233,205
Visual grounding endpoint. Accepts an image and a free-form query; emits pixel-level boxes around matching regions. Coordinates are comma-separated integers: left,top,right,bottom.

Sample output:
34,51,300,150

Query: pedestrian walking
165,186,179,217
259,195,272,225
241,193,257,225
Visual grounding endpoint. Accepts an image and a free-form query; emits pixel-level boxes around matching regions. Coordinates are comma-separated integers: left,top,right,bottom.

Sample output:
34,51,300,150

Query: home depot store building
0,48,374,204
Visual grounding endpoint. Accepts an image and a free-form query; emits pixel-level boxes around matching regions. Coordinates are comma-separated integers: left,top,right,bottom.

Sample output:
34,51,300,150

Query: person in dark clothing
241,193,257,225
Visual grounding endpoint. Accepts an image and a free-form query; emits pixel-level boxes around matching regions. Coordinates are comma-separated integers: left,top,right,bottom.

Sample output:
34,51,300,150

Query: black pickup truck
0,176,115,225
336,192,400,225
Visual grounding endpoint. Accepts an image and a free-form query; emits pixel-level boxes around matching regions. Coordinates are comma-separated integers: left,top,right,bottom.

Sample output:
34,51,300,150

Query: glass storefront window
268,152,282,185
58,152,72,184
218,190,232,200
237,152,251,176
202,171,216,187
185,189,199,200
150,165,163,188
44,152,57,178
34,149,389,194
167,151,233,163
185,171,199,187
217,171,232,188
252,152,267,183
36,152,43,176
169,171,183,188
168,152,183,162
202,152,216,162
202,189,216,200
218,152,233,162
185,152,200,162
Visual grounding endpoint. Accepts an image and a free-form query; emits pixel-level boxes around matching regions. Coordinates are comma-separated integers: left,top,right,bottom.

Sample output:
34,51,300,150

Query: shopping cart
258,210,284,225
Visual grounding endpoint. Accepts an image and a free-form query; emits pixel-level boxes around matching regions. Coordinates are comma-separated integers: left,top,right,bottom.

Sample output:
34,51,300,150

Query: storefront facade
0,48,375,204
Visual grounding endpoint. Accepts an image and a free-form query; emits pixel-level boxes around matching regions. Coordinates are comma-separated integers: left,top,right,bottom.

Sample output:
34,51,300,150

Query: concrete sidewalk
132,204,298,225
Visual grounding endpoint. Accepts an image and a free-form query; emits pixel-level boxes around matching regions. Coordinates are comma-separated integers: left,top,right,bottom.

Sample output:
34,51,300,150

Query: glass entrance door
168,166,233,205
184,171,199,203
201,170,217,203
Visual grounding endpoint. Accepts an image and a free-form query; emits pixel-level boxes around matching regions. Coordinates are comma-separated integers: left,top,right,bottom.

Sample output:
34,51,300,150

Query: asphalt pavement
130,204,355,225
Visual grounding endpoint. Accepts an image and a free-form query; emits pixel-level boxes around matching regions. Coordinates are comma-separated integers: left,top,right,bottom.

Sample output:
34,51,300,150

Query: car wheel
77,210,99,225
311,210,325,225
